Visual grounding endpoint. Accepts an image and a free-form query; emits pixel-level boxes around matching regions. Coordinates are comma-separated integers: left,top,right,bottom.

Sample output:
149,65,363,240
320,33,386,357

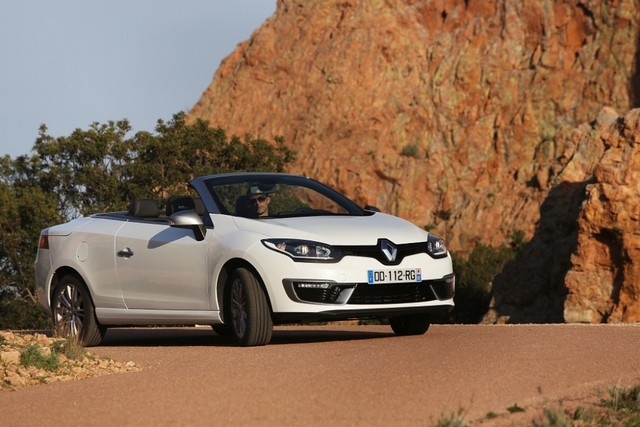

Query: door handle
117,247,134,258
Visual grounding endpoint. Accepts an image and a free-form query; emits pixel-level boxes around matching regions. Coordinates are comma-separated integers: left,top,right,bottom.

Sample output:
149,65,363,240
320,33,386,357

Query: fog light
296,282,331,289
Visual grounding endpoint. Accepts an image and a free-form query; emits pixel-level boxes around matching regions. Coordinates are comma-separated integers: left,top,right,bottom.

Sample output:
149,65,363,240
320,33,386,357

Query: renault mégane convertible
36,173,454,346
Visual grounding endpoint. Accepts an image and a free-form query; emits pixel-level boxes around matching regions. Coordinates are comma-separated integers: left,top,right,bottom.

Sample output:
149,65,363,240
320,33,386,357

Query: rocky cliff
188,0,640,322
484,107,640,323
563,108,640,323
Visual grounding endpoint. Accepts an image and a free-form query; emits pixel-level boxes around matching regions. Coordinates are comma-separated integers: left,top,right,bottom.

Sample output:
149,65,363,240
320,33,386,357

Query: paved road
2,324,640,426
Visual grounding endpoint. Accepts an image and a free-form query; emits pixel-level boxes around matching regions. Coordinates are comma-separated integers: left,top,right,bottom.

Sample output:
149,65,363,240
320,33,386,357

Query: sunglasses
250,196,268,203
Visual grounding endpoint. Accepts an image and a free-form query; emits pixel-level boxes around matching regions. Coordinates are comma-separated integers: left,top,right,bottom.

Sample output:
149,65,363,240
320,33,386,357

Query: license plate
367,268,422,284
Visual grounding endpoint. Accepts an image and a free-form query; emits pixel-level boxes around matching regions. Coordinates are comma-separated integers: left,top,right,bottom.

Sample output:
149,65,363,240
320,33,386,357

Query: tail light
38,229,49,249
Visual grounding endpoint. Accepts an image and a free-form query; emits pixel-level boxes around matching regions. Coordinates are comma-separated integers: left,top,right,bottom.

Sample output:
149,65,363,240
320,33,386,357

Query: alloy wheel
55,283,85,338
231,278,248,339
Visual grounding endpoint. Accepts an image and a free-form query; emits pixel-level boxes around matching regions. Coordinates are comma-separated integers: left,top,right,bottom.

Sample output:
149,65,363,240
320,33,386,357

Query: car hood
231,212,429,246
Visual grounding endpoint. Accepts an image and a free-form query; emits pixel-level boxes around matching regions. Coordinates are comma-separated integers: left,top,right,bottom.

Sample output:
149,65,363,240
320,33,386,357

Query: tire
211,324,233,337
389,314,431,336
228,268,273,346
51,274,105,347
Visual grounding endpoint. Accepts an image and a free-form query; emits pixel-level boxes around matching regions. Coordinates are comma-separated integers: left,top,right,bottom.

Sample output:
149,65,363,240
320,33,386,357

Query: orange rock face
485,108,640,323
188,0,640,322
189,0,638,254
563,109,640,323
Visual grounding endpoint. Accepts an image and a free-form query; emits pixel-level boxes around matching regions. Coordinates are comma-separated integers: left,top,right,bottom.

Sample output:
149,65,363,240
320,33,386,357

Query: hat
247,183,277,195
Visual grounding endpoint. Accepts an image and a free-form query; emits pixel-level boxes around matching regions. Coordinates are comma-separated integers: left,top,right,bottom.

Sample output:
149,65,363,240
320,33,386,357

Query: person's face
249,194,270,216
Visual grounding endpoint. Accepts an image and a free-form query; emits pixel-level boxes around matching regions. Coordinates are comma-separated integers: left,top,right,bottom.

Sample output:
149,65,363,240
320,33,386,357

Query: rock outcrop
188,0,640,322
563,108,640,323
189,0,639,253
484,108,640,323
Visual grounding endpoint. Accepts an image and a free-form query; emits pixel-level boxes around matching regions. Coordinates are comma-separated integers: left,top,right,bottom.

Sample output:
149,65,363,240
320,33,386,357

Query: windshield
202,174,367,218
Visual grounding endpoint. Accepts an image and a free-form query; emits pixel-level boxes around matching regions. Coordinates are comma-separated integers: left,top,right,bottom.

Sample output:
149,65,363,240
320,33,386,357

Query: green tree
128,113,295,198
0,157,62,295
0,157,61,328
30,120,134,216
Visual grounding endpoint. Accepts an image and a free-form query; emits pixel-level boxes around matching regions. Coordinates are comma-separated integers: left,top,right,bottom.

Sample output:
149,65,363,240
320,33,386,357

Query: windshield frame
191,173,367,218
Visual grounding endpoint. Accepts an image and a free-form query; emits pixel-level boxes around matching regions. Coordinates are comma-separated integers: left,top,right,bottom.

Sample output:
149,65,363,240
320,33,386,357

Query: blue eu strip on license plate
367,268,422,284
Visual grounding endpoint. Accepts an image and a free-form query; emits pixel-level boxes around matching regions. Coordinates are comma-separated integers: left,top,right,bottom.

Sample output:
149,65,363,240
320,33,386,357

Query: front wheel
389,314,430,336
228,268,273,346
51,275,105,346
211,324,233,337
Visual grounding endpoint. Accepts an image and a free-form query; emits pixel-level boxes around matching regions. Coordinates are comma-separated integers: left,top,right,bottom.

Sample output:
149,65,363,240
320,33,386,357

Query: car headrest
128,199,160,218
166,196,196,216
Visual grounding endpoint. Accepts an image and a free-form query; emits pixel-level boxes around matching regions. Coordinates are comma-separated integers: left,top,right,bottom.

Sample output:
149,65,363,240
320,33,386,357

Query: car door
115,220,209,310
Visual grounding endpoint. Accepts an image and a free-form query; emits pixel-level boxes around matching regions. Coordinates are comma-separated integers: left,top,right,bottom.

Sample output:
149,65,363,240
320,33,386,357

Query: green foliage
0,294,52,330
529,385,640,426
531,408,572,427
1,112,296,329
433,409,469,427
435,210,451,220
20,344,60,371
507,403,525,414
128,113,295,199
17,113,296,216
30,120,134,216
401,143,421,158
605,384,640,415
19,337,85,372
510,229,527,251
0,174,62,298
427,382,640,426
451,231,526,323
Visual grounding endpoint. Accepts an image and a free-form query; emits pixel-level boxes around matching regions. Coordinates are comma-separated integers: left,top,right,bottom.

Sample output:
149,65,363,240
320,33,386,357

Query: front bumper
272,273,454,324
283,273,455,305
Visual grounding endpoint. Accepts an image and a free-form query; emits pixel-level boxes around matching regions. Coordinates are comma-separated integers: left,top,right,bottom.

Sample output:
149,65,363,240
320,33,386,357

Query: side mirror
170,210,207,241
364,205,380,213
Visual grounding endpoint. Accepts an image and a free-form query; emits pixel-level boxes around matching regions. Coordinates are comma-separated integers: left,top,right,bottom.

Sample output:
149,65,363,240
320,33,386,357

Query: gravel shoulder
1,324,639,426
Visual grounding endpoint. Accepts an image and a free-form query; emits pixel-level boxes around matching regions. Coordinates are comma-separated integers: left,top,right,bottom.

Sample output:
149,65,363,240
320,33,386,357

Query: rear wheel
389,314,430,336
51,274,105,346
228,268,273,346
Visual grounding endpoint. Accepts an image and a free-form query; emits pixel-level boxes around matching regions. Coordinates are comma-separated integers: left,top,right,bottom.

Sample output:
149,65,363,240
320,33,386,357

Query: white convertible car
36,173,454,346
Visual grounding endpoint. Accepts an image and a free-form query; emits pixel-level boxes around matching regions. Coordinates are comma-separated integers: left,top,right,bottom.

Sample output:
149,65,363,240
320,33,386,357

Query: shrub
401,143,421,158
52,336,86,361
20,344,60,371
0,294,52,330
450,231,526,323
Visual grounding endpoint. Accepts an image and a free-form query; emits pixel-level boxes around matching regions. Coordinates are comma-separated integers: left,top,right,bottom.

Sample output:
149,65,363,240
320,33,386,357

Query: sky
0,1,277,158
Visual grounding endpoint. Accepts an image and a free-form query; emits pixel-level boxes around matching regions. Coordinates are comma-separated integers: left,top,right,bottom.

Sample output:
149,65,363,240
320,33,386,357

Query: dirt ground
1,324,639,426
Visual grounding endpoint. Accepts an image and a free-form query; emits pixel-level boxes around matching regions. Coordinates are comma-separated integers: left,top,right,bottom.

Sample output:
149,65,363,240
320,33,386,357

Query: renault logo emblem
380,239,398,262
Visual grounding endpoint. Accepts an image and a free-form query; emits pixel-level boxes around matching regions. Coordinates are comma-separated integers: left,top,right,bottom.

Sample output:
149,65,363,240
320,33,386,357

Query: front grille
347,277,455,305
348,282,436,304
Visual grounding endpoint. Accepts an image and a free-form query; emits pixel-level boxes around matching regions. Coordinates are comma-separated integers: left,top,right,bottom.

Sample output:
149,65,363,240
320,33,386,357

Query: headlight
262,239,341,262
426,234,448,258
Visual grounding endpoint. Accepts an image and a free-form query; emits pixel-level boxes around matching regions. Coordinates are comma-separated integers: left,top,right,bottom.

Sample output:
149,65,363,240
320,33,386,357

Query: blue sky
0,1,276,158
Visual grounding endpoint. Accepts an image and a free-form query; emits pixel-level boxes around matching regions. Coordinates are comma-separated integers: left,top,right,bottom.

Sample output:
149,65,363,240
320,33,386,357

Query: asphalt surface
2,324,640,426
